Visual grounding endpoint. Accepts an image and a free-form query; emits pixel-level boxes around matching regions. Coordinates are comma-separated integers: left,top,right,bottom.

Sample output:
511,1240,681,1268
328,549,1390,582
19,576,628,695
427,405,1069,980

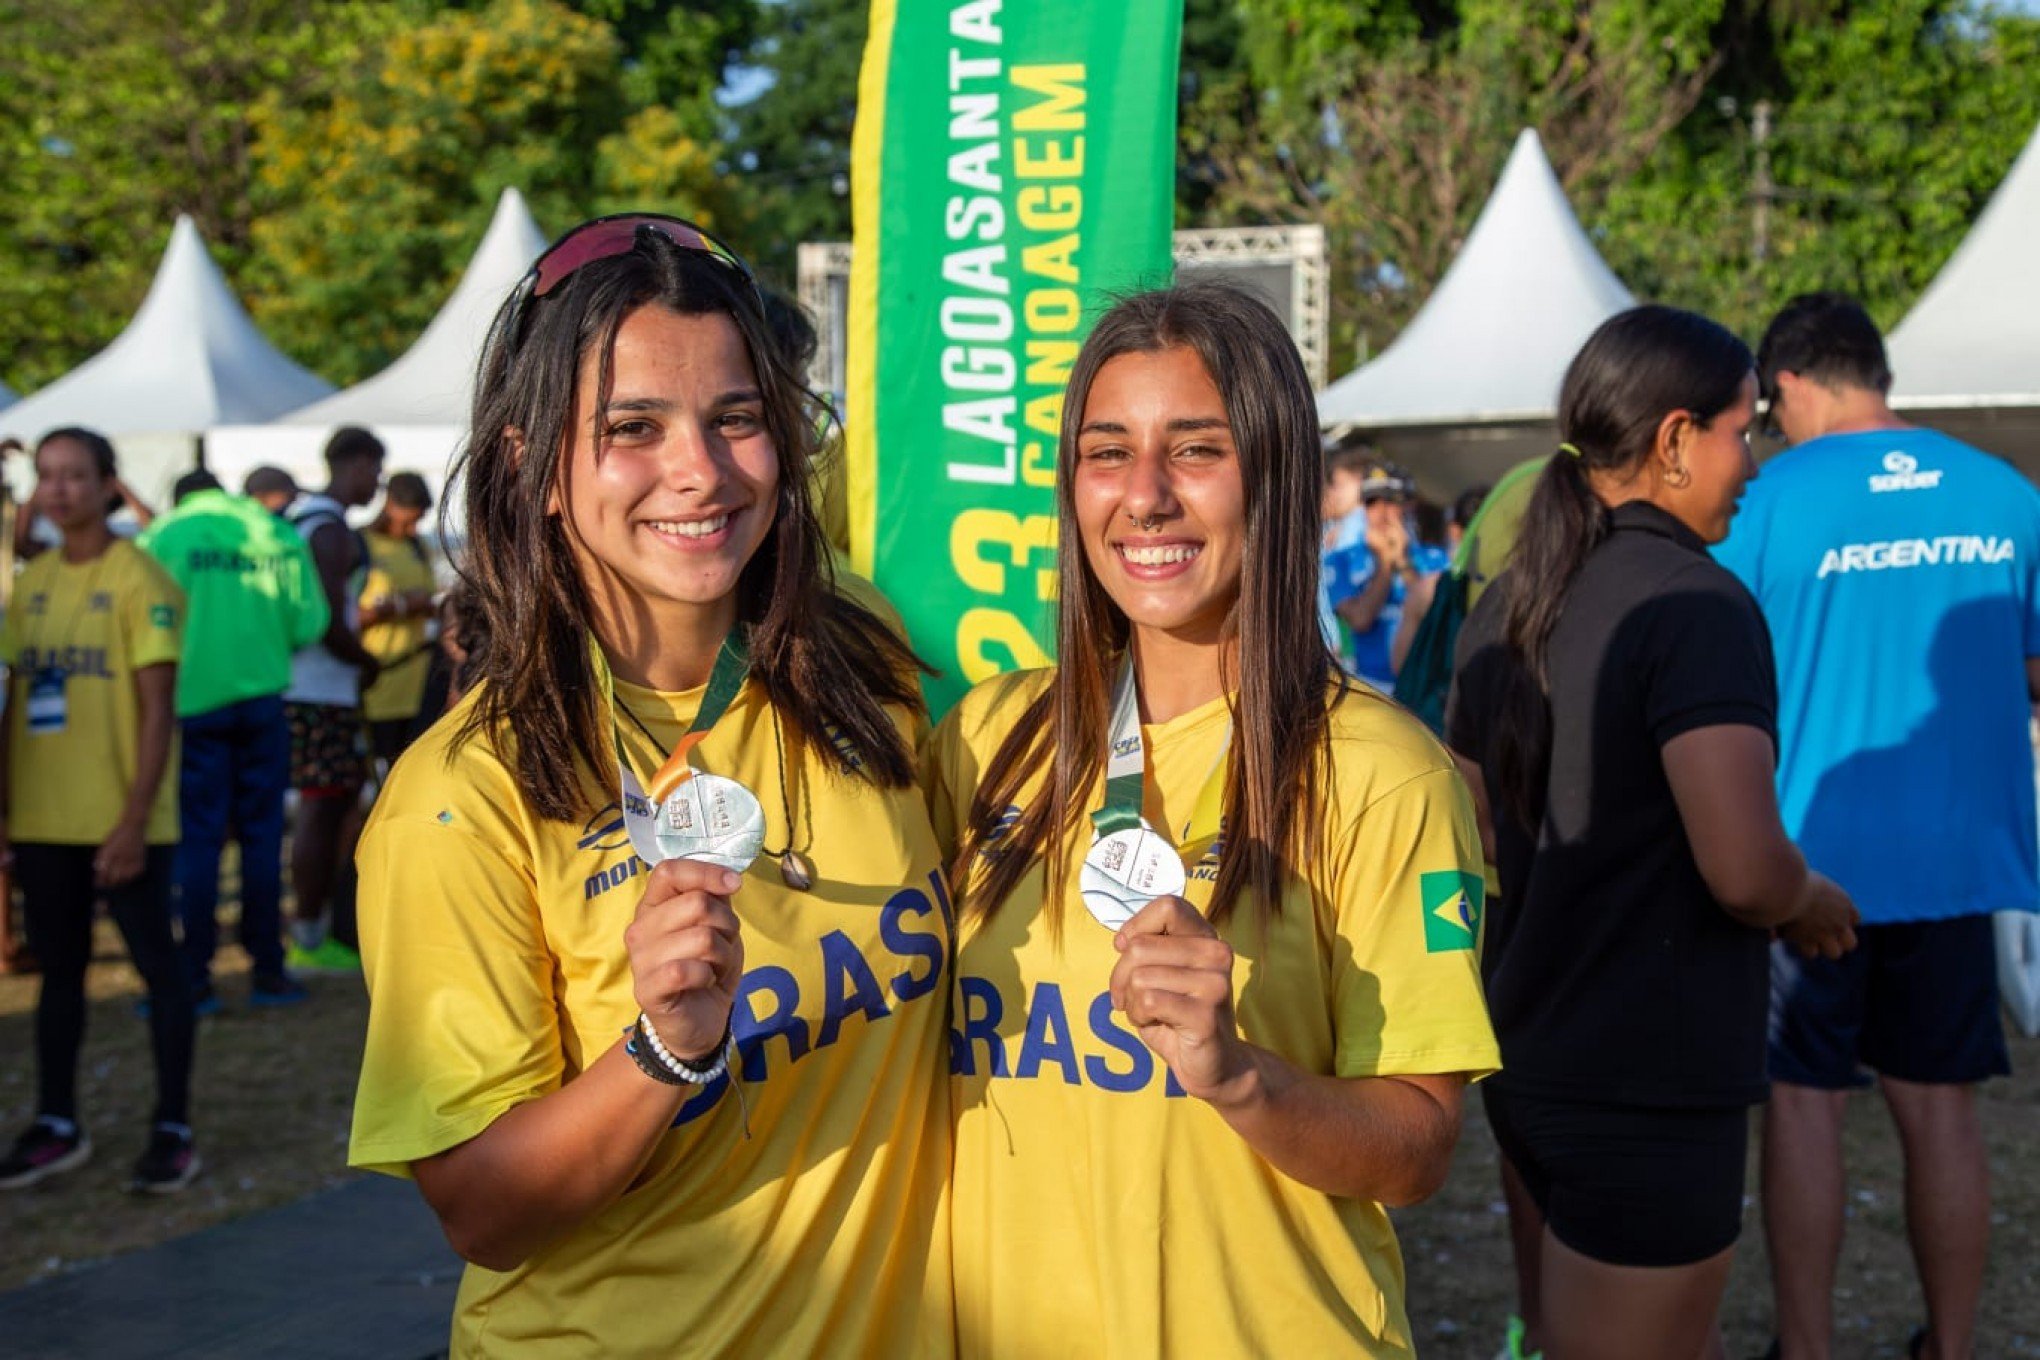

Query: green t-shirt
138,489,330,717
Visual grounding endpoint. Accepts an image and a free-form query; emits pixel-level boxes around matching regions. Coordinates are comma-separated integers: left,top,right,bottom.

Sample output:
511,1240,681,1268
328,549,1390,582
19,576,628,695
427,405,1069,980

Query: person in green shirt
138,470,330,1009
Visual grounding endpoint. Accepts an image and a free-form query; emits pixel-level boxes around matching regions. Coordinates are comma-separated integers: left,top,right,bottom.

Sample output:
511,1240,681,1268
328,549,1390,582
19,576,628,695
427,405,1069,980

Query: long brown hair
1493,304,1752,826
952,283,1342,928
450,225,925,820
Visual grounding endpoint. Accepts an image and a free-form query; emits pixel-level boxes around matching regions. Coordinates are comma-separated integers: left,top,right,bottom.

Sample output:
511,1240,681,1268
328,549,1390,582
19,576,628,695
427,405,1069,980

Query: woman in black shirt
1450,306,1858,1360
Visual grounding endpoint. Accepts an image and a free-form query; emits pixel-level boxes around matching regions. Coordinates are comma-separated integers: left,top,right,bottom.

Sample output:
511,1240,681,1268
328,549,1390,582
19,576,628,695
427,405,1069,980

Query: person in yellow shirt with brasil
0,428,200,1195
925,283,1501,1358
347,214,955,1357
356,471,439,768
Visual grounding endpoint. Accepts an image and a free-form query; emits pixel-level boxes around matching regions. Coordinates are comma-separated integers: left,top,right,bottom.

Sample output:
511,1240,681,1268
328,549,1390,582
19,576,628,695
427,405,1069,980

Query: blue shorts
1768,914,2012,1089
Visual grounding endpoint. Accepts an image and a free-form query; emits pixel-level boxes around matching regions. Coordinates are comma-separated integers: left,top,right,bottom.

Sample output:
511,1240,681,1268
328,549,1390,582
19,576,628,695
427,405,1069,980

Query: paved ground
0,1176,459,1359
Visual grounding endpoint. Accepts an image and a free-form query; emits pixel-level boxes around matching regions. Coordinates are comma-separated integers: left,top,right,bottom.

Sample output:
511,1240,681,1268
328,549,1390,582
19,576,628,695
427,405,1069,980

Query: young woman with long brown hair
347,217,954,1356
925,282,1498,1356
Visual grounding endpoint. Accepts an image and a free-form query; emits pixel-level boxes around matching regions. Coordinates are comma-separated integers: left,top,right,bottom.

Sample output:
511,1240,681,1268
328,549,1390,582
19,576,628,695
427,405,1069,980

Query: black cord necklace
614,696,817,891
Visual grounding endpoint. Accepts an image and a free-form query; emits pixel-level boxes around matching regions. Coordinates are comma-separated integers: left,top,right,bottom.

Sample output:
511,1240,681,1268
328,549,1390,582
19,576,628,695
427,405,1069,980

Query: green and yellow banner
848,0,1184,712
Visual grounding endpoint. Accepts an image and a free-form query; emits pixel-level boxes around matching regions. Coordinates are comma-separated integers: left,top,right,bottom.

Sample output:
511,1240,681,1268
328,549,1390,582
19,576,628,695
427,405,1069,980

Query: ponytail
1485,305,1754,830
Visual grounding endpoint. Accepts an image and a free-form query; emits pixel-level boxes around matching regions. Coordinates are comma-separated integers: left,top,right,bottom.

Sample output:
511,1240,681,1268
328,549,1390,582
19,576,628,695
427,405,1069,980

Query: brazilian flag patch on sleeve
1420,870,1484,953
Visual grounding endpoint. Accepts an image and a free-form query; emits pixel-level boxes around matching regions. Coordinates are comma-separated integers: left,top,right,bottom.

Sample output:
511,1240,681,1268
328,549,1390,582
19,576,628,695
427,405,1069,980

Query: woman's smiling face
1071,345,1245,649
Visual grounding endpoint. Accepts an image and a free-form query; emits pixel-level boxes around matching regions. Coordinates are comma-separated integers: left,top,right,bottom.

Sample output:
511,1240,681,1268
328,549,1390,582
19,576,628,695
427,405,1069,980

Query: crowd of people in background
0,423,452,1195
0,212,2027,1360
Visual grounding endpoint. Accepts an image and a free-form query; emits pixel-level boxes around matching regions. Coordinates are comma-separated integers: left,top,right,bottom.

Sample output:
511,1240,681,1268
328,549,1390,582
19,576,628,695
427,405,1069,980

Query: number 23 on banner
951,508,1057,682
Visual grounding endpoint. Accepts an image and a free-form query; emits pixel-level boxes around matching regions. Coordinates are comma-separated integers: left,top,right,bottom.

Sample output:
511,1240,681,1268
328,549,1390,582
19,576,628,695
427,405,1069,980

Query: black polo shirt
1448,500,1779,1107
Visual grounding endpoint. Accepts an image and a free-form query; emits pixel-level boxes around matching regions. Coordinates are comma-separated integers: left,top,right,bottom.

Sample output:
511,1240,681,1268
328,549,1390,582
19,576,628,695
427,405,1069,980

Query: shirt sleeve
1636,563,1778,748
348,806,565,1178
920,704,972,863
1324,763,1500,1080
124,552,184,670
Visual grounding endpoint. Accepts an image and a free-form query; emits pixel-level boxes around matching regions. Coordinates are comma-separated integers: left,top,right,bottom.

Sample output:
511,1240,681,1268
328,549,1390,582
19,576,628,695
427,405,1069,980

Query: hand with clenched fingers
1108,894,1251,1103
624,859,745,1062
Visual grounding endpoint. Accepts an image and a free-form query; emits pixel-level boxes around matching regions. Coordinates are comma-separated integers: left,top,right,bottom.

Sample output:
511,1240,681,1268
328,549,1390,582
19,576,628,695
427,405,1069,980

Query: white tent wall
0,216,333,443
1317,129,1634,435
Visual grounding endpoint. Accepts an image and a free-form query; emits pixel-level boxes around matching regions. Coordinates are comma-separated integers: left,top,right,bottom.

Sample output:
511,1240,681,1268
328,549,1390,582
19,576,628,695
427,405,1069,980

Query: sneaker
1495,1315,1542,1360
249,972,309,1007
285,938,361,976
136,983,222,1020
0,1117,92,1190
130,1125,201,1195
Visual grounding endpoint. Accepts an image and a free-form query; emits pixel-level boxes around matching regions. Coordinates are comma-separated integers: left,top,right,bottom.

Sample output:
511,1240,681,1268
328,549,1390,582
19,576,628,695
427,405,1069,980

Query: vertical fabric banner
848,0,1184,713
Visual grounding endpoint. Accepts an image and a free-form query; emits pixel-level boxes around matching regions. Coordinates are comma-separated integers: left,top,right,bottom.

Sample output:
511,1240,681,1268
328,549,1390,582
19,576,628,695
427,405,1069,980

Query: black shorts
1769,915,2011,1089
1482,1084,1748,1268
287,701,367,797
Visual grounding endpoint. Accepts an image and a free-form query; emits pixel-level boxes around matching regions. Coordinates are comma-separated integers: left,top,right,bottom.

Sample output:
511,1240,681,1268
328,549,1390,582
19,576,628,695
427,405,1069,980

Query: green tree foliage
1183,0,2040,366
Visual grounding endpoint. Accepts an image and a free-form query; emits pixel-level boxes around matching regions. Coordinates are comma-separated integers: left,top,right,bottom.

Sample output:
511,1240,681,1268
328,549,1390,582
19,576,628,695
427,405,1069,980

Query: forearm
1336,559,1394,633
415,1041,697,1271
1708,833,1808,930
121,674,175,829
1206,1048,1463,1206
320,616,380,668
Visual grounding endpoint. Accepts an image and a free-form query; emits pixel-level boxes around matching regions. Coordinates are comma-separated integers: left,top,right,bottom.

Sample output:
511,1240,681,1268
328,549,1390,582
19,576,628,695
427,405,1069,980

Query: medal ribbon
602,631,749,798
1089,656,1232,847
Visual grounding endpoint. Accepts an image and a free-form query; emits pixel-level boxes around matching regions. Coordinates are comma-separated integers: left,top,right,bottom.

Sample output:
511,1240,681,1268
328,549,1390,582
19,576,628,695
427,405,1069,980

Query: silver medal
1079,821,1187,929
623,769,767,873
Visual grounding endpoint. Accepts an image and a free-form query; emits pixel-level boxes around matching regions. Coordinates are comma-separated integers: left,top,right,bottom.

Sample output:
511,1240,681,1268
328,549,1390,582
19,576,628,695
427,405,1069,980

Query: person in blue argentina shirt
1715,291,2040,1360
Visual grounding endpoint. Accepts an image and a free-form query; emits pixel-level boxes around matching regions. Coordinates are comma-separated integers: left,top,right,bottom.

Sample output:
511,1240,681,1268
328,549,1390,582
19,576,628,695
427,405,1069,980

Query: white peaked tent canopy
1889,120,2040,408
0,215,333,443
1318,129,1635,430
282,187,546,427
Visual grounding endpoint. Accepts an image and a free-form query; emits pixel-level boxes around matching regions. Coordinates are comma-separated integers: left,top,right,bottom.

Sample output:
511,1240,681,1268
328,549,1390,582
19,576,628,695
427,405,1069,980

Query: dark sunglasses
524,212,758,301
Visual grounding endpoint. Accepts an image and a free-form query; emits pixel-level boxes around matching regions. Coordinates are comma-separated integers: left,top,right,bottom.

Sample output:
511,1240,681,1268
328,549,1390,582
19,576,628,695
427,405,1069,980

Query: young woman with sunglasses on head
1448,306,1859,1360
924,283,1499,1357
348,217,954,1356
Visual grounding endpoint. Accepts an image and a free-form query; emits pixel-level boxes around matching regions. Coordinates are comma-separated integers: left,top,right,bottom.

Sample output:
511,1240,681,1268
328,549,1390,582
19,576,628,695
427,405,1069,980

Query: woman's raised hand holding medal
625,859,746,1064
1107,895,1252,1104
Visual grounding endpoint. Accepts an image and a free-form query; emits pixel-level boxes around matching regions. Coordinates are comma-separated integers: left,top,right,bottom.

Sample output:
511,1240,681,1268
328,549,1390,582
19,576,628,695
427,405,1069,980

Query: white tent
0,215,333,444
1889,120,2040,409
1318,129,1634,431
207,188,544,522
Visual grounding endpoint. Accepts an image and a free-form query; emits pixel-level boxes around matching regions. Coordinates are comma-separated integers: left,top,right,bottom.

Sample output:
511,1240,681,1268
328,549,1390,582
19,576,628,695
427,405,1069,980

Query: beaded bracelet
624,1013,733,1086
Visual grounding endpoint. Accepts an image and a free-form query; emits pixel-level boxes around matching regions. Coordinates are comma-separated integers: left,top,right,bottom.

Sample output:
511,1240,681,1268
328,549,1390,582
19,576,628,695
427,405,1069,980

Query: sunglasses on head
524,212,759,302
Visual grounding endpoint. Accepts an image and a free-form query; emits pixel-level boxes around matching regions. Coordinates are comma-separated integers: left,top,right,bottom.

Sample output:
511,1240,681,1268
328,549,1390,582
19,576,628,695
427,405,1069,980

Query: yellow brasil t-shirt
0,539,183,845
925,670,1500,1359
357,530,434,724
349,675,955,1359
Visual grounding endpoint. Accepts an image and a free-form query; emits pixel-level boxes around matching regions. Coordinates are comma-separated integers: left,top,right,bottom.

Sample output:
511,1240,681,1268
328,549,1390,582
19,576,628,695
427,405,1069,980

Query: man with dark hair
139,478,329,1010
282,427,384,975
1717,291,2040,1360
241,466,298,516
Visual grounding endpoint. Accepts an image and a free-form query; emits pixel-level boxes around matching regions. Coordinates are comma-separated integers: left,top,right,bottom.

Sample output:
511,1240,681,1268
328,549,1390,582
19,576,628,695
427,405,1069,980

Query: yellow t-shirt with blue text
0,540,183,845
349,677,955,1359
925,670,1499,1359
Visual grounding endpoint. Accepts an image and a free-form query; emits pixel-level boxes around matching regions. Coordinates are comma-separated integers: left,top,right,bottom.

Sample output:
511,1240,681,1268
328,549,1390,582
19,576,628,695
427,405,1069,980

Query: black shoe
130,1125,201,1195
0,1117,92,1190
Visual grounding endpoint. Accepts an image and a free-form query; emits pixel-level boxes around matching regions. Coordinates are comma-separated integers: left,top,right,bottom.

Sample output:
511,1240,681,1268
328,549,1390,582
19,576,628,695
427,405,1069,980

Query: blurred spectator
357,473,437,769
1317,444,1369,667
1446,484,1489,553
0,428,199,1193
139,472,329,1010
1717,292,2040,1360
242,466,298,516
1326,460,1448,693
283,427,383,976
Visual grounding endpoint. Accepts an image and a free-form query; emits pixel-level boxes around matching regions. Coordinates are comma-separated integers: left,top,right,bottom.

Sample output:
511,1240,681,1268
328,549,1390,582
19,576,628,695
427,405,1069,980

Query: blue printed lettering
954,975,1008,1076
735,966,811,1081
1083,992,1153,1092
1014,982,1080,1084
881,887,946,1003
817,930,892,1048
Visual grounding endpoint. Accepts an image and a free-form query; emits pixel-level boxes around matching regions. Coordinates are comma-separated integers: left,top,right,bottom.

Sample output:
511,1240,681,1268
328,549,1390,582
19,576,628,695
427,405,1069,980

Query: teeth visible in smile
648,514,731,538
1120,543,1199,566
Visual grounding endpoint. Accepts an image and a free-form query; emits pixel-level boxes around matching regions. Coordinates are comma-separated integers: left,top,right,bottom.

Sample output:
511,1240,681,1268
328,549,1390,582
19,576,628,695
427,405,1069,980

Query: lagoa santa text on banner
1079,821,1188,929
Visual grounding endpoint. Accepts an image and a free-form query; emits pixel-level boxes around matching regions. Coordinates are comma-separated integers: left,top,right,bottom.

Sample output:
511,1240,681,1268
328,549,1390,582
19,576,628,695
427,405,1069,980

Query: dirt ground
1,920,2035,1357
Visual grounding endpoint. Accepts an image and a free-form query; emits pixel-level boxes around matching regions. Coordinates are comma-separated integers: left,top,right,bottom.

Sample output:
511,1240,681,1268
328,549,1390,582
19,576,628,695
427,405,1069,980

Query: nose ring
1130,513,1159,532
